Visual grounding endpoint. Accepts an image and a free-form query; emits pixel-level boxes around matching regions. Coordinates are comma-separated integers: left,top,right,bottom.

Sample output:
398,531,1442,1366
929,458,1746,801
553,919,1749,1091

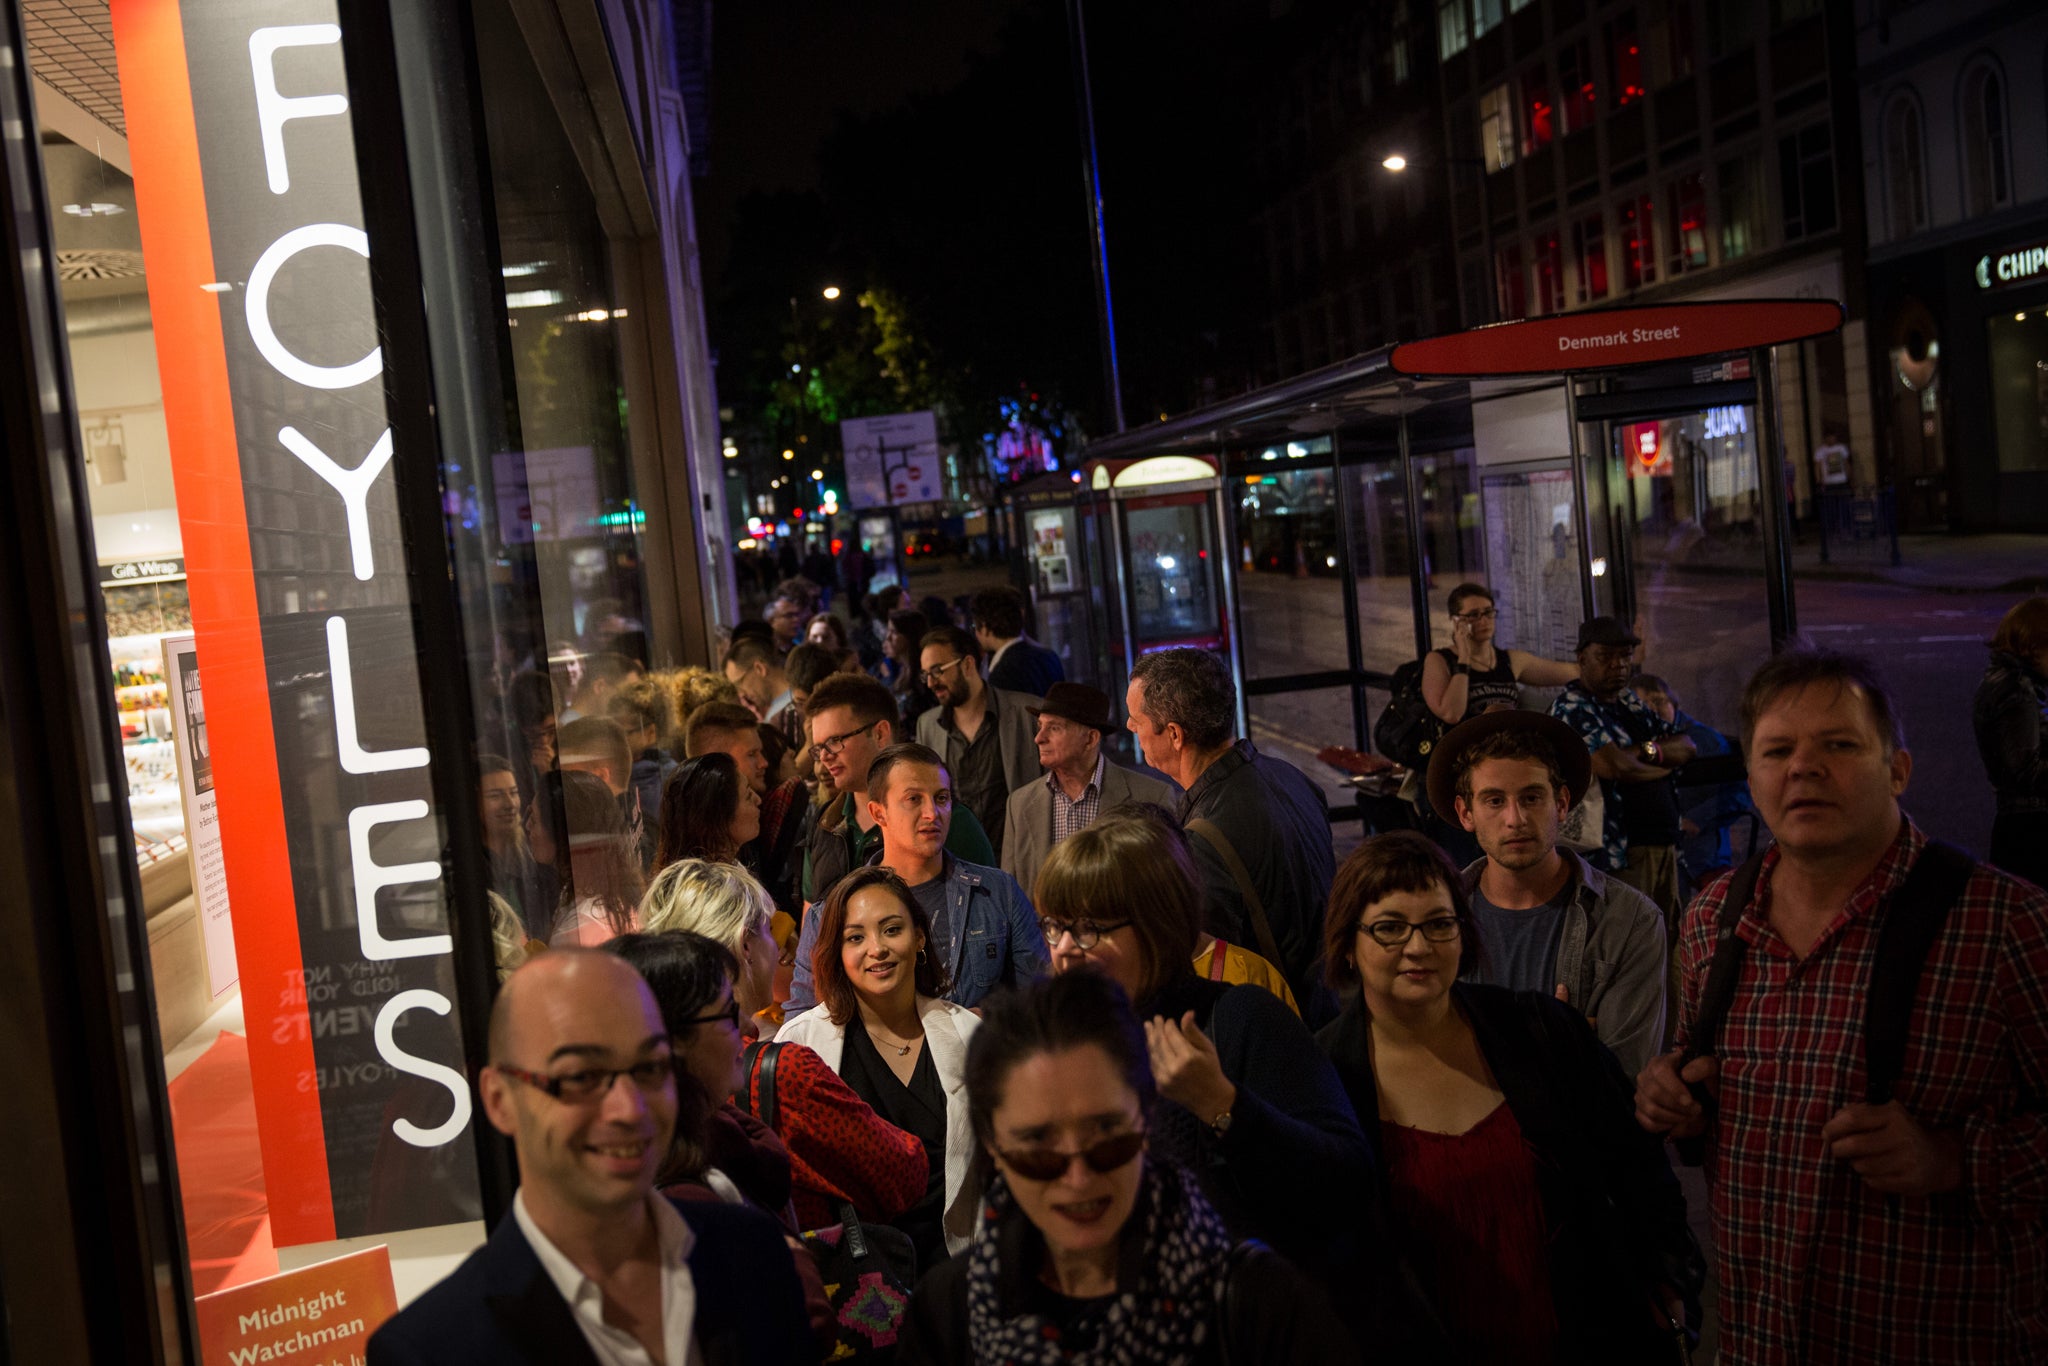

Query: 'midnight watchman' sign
114,0,478,1242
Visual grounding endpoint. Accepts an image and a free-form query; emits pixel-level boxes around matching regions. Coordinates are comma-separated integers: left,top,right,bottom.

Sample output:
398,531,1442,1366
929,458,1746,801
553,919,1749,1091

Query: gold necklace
869,1020,921,1057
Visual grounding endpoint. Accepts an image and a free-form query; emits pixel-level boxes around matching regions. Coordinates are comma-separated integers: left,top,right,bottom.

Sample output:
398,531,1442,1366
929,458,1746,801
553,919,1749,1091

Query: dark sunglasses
994,1129,1146,1182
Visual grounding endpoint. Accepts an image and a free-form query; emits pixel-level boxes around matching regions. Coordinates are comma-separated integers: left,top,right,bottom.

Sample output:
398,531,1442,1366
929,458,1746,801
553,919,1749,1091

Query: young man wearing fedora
999,682,1176,898
1428,710,1669,1075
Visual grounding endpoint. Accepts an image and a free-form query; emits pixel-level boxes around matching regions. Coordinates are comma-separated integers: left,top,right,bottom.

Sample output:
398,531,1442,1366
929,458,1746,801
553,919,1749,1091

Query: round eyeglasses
1039,917,1132,951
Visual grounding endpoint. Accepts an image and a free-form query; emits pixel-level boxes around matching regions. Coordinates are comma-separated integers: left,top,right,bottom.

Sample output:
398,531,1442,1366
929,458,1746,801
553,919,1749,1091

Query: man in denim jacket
787,742,1047,1012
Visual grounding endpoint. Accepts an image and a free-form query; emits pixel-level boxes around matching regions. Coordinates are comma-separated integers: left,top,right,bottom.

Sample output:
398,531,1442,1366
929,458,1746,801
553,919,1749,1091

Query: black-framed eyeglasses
814,718,881,760
920,657,965,685
995,1128,1146,1182
495,1054,677,1103
1039,917,1132,951
685,1000,741,1031
1452,608,1497,622
1357,916,1462,948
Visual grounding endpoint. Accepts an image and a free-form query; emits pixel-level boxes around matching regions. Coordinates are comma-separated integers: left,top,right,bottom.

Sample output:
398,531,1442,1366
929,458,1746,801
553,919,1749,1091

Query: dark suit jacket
984,637,1063,697
367,1197,812,1366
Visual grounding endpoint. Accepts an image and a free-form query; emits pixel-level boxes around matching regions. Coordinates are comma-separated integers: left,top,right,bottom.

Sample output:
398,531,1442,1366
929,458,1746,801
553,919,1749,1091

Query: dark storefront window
1718,151,1766,260
1619,194,1657,289
1988,311,2048,473
1522,63,1555,150
1668,172,1709,272
1495,241,1528,319
1534,230,1566,314
1608,11,1645,107
1777,122,1837,241
1559,36,1597,132
1573,211,1609,302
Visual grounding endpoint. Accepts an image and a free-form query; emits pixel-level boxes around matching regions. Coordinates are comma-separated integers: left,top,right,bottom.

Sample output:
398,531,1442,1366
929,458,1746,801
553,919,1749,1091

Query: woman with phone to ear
898,971,1352,1364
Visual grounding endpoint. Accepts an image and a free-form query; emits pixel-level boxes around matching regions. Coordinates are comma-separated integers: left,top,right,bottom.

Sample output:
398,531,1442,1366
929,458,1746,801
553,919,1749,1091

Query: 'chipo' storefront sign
115,0,477,1243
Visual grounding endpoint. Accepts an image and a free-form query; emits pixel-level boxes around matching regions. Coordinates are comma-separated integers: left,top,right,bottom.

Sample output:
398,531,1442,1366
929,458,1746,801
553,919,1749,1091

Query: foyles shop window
29,0,661,1336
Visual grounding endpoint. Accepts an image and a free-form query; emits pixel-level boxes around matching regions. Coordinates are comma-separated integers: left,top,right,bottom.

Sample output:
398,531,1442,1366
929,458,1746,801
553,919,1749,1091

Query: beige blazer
777,995,982,1254
1000,758,1177,902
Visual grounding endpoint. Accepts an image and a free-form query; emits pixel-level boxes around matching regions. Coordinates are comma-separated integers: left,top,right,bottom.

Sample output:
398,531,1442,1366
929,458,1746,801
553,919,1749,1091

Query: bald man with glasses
369,950,809,1365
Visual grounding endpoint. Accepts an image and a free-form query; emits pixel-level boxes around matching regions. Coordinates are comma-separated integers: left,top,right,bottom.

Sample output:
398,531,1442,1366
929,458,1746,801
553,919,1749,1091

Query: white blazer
778,995,982,1254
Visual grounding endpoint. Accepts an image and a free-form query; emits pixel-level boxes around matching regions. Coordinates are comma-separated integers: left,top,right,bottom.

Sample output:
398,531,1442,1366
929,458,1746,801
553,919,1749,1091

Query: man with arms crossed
369,950,808,1365
1636,652,2048,1364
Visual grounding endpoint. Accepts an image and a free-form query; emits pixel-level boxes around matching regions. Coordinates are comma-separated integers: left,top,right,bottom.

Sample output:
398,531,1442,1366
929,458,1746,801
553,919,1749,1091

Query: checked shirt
1674,818,2048,1363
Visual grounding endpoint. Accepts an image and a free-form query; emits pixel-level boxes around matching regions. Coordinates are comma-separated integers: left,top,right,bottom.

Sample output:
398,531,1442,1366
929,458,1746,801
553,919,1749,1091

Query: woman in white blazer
779,865,980,1268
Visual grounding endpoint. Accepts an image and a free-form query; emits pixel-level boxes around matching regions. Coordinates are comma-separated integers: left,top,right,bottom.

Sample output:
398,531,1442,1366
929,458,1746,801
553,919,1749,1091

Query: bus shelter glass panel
1348,456,1422,674
1603,403,1772,737
1020,503,1093,691
1247,685,1356,822
1415,448,1488,653
1122,493,1222,649
1236,458,1344,678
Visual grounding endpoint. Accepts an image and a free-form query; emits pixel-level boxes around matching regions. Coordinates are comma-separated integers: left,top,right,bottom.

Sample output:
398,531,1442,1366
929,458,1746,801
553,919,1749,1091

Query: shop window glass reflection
1987,311,2048,473
1238,456,1343,678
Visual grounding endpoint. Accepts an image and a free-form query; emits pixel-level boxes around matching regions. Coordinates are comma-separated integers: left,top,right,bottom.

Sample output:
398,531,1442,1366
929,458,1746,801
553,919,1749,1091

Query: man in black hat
1000,683,1175,898
1550,616,1695,923
1428,711,1669,1075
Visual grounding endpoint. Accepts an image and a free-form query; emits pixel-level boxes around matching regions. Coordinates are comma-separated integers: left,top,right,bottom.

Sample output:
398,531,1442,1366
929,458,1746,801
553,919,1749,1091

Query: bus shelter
1068,300,1844,818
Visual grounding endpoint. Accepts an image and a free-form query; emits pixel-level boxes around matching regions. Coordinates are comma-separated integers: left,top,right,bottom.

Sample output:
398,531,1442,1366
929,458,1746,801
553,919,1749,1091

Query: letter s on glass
376,991,473,1147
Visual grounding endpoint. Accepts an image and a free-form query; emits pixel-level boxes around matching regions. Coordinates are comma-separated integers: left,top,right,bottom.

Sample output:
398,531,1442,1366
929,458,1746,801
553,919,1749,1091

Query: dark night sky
697,0,1031,286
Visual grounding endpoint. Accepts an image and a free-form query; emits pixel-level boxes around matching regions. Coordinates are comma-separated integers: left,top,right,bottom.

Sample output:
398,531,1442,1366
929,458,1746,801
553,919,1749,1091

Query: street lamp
1381,150,1498,325
821,285,841,300
810,468,823,481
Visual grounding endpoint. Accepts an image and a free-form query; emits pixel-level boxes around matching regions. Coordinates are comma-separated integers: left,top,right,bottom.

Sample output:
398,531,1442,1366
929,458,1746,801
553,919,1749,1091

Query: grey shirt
1469,882,1572,997
909,871,953,966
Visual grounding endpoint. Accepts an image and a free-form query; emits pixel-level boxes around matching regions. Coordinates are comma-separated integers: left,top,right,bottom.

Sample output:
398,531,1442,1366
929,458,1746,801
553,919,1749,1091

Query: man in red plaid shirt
1636,651,2048,1363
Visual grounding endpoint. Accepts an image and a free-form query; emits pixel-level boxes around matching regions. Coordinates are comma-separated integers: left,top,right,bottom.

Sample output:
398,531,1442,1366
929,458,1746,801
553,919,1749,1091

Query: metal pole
1398,413,1433,661
1564,377,1598,621
1329,426,1370,752
1212,454,1250,742
1065,0,1126,432
1753,346,1800,648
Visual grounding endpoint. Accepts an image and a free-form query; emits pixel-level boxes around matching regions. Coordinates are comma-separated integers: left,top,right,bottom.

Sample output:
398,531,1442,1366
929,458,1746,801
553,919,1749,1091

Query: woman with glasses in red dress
899,970,1350,1365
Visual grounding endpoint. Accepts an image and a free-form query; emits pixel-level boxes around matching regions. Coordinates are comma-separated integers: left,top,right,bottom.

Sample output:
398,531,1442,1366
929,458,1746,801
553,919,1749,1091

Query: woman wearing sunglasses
652,752,762,868
1316,832,1703,1364
899,970,1351,1364
1032,808,1369,1279
780,864,981,1270
638,860,930,1230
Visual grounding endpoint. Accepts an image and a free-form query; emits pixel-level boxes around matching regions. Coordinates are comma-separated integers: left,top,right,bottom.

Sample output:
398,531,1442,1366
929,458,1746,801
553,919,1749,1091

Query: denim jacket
1973,651,2048,815
786,854,1049,1012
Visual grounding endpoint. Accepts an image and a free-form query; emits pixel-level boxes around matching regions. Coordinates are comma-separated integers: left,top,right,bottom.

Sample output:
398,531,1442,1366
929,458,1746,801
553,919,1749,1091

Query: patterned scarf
964,1159,1233,1366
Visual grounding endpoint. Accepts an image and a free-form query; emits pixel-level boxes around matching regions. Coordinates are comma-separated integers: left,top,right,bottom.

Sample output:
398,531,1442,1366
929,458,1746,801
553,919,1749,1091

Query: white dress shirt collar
512,1189,700,1366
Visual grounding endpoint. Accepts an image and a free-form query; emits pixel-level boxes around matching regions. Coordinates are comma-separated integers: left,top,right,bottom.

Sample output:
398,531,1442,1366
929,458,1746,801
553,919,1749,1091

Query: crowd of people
373,577,2048,1365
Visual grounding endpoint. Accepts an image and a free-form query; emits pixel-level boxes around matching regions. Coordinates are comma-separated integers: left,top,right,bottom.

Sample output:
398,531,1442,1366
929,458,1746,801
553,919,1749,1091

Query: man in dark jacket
367,950,809,1366
1126,647,1334,1011
969,586,1064,697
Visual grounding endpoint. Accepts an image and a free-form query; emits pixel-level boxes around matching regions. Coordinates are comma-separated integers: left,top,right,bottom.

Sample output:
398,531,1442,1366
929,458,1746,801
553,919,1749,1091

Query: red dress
1381,1100,1559,1366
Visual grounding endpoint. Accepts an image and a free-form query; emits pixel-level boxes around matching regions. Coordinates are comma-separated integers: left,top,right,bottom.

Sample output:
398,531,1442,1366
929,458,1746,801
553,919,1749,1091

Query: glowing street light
821,285,842,300
810,469,823,480
782,449,795,461
1381,154,1408,172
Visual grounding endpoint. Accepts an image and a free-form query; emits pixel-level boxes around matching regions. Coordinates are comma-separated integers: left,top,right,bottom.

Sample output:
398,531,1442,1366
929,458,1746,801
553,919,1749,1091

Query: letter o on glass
245,223,383,390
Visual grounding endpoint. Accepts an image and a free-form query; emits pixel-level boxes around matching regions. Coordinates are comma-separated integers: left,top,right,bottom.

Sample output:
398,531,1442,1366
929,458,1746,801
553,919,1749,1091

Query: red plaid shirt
1675,819,2048,1363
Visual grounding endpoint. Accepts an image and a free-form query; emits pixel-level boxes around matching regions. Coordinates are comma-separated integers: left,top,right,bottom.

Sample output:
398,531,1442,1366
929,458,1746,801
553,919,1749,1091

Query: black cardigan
1136,972,1371,1271
1316,983,1705,1360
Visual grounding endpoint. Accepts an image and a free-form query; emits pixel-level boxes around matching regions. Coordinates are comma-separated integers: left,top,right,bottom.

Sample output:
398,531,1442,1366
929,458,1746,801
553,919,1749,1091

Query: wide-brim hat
1027,682,1115,734
1425,710,1594,819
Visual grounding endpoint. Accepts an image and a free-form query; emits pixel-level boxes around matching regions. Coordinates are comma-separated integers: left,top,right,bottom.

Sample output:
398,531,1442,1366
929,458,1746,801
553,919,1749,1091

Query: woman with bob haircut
1033,808,1369,1276
640,860,930,1228
653,752,762,868
779,865,981,1268
1973,595,2048,888
898,971,1354,1365
1316,830,1703,1363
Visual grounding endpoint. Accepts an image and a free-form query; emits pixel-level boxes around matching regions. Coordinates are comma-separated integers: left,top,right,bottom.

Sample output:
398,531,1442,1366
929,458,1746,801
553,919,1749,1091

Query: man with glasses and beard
913,626,1042,852
368,950,809,1365
799,672,994,907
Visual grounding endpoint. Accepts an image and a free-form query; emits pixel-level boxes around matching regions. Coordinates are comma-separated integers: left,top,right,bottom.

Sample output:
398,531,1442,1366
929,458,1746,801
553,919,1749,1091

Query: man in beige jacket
1001,683,1175,900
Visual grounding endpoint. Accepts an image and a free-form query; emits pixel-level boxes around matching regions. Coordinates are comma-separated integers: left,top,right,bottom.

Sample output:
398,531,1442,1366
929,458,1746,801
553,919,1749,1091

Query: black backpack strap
1683,852,1767,1067
1863,840,1976,1104
740,1039,784,1131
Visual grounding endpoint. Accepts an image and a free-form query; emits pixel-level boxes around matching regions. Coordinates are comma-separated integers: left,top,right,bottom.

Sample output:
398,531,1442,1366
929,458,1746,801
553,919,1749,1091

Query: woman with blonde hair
641,859,931,1231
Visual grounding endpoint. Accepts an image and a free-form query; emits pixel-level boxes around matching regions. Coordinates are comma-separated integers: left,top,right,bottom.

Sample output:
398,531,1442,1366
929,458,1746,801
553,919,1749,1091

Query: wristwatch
1208,1106,1234,1138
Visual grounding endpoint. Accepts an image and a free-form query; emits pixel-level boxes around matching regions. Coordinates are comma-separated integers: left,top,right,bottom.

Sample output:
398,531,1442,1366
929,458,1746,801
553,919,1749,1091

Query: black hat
1027,682,1115,734
1425,710,1594,820
1575,615,1641,651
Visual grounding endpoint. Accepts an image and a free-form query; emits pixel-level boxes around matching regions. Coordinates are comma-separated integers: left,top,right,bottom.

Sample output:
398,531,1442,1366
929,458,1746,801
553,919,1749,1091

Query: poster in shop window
1480,468,1582,664
161,633,237,1000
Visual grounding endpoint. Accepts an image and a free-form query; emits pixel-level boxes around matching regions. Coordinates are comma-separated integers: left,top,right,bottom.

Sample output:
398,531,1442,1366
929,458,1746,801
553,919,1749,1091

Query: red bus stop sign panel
1389,299,1844,377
